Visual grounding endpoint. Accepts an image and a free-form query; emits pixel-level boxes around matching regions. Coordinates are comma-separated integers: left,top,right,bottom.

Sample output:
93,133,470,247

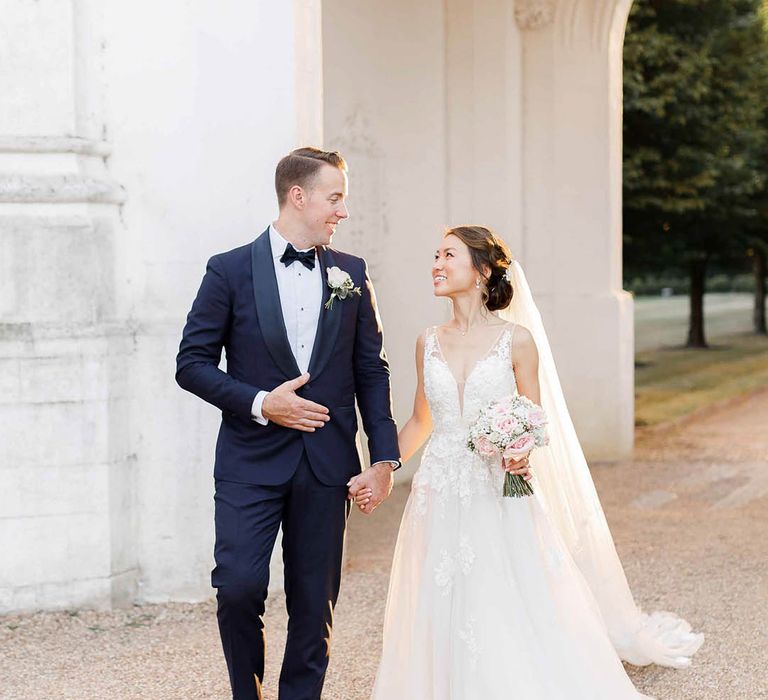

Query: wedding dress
371,295,701,699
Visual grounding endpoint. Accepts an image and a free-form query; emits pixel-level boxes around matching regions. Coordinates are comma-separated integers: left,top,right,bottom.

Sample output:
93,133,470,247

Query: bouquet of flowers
467,394,549,498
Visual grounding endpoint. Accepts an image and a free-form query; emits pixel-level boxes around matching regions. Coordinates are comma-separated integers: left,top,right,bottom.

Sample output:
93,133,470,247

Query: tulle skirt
371,473,654,700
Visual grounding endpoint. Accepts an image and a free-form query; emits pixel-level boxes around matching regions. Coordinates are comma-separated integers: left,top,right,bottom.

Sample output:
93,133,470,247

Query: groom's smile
298,163,349,246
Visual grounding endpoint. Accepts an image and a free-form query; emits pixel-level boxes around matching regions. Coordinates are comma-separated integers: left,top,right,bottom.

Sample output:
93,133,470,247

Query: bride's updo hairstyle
445,225,514,311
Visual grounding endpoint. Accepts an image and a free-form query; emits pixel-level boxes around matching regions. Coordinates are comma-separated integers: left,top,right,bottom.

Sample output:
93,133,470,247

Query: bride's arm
507,326,540,480
397,333,433,463
512,325,541,406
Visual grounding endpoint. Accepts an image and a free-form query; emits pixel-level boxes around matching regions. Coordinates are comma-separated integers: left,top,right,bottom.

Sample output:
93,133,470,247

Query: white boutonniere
325,266,361,309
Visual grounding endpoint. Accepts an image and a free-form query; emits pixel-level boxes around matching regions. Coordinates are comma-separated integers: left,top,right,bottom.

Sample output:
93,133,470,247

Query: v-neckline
432,324,513,415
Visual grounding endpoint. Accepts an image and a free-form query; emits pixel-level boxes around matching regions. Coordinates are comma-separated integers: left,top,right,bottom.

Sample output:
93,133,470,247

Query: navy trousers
212,453,351,700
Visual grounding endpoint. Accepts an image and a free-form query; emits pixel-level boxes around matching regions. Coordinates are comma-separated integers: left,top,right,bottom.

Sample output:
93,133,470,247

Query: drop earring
475,279,481,289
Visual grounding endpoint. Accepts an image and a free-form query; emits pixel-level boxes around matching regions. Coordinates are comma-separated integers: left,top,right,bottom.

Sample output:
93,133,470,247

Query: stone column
444,0,525,250
516,0,635,459
0,0,134,612
98,0,324,602
322,0,448,480
1,0,326,611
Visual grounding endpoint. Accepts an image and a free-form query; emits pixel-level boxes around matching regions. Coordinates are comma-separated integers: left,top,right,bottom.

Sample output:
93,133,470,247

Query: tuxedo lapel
307,246,343,380
251,229,301,378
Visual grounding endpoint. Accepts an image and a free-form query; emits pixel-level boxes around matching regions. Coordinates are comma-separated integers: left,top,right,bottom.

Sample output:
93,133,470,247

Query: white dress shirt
251,224,322,424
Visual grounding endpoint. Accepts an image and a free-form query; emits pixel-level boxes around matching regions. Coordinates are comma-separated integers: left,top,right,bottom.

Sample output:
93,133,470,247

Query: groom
176,147,401,700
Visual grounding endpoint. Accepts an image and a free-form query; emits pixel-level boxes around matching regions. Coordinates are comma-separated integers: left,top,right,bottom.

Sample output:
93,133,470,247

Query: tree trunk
754,247,767,335
687,259,708,348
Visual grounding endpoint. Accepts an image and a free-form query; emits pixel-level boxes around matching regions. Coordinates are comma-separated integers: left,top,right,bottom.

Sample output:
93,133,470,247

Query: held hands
347,462,394,515
503,453,533,481
348,455,530,514
261,373,330,432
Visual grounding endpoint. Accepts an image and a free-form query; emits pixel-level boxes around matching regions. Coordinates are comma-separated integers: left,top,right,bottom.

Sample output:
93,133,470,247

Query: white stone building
0,0,634,613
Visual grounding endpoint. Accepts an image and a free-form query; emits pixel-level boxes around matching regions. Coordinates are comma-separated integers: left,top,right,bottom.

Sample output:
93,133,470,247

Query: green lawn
634,333,768,426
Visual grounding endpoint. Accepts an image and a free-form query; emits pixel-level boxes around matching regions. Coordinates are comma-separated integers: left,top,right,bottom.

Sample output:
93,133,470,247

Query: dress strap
493,322,516,364
423,326,440,361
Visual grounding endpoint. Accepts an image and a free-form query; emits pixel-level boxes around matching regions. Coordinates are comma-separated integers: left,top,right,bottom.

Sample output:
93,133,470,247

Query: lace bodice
423,324,517,430
412,324,518,515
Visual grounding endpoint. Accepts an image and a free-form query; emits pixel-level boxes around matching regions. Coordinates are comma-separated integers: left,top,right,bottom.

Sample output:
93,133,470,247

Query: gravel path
2,389,767,699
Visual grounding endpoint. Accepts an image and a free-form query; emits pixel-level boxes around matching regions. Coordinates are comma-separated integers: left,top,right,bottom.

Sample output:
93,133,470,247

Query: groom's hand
261,373,330,432
347,462,394,515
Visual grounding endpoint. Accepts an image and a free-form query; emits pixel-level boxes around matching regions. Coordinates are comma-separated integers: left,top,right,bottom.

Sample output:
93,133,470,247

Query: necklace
456,315,497,336
455,310,495,336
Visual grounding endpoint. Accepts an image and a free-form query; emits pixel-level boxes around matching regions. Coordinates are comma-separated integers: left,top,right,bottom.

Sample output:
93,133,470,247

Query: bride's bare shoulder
510,323,537,353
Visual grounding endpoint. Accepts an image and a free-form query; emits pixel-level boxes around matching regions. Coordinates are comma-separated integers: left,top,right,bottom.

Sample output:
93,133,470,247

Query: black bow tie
280,244,316,271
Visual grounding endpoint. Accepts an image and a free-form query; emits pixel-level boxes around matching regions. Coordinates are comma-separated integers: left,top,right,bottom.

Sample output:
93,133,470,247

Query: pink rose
491,416,521,436
503,433,535,459
528,408,547,428
492,403,508,418
475,436,498,457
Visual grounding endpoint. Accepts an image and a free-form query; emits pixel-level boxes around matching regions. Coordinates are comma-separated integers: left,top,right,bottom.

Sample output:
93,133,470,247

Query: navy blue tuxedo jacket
176,228,400,486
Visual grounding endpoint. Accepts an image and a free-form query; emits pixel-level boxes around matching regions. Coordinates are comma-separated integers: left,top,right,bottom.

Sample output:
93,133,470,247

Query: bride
349,226,703,699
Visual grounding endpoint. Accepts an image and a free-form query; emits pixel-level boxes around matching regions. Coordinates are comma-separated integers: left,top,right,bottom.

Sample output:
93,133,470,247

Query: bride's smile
432,235,480,298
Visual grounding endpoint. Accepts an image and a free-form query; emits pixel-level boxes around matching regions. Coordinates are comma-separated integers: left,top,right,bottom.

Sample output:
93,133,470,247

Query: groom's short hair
275,147,347,207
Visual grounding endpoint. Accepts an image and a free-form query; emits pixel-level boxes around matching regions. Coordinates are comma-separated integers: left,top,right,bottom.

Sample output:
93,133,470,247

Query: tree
623,0,768,347
751,244,767,333
745,1,768,335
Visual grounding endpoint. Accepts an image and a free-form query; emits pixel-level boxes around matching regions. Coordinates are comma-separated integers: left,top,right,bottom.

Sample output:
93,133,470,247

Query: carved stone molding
514,0,556,30
0,135,112,157
0,174,126,204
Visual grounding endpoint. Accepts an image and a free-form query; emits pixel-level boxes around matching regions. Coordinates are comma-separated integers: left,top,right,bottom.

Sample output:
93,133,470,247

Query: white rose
327,266,350,288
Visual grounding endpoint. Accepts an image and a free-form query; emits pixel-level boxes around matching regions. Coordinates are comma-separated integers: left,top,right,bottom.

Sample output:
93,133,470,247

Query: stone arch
553,0,634,49
515,0,637,461
322,0,636,461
